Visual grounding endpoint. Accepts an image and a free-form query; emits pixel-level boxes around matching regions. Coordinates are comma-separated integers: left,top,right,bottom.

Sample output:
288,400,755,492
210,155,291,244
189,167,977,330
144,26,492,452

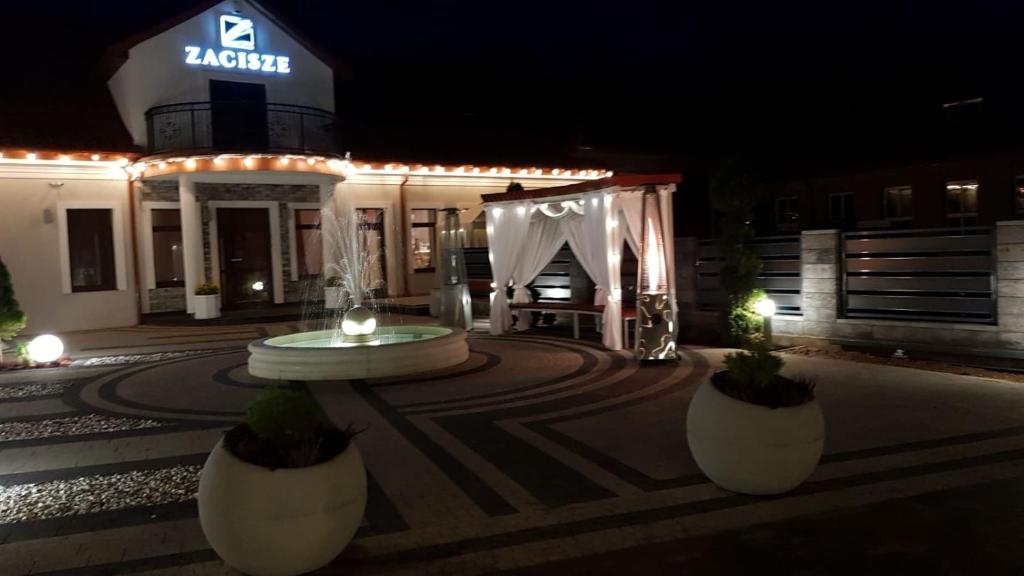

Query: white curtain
562,191,624,350
616,191,644,257
486,202,533,335
512,213,567,330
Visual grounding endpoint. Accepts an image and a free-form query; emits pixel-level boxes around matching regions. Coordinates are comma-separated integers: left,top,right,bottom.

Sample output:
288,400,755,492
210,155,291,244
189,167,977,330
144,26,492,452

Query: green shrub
195,282,219,295
715,343,815,408
0,258,26,365
225,386,356,469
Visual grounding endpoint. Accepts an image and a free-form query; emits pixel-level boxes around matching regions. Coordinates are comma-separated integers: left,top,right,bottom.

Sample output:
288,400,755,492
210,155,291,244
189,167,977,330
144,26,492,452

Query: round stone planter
198,439,367,576
686,376,824,495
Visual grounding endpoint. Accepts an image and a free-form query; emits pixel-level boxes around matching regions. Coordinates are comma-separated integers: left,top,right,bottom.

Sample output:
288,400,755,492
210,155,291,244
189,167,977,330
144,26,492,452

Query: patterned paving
2,330,1024,574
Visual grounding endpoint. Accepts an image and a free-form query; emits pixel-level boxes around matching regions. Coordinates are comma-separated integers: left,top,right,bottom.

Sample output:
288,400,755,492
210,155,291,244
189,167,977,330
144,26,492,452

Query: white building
0,0,606,334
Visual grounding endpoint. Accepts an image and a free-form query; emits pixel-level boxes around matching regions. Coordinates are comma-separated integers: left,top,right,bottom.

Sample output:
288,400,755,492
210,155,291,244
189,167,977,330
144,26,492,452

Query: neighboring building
0,0,607,334
766,152,1024,234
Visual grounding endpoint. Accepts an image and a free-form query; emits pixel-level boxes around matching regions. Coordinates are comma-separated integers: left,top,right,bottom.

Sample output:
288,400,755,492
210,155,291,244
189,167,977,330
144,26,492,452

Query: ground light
27,334,64,363
755,297,777,343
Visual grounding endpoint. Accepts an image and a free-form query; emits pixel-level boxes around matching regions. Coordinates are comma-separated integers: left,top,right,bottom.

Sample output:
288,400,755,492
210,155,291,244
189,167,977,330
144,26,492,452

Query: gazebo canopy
481,174,681,350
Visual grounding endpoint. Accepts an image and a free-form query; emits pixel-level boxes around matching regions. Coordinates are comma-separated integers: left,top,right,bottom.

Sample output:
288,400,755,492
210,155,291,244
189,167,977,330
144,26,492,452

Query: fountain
248,208,469,381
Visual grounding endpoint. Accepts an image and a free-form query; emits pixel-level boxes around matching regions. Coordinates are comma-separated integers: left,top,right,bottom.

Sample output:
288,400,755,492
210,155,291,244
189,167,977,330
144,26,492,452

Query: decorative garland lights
0,149,613,182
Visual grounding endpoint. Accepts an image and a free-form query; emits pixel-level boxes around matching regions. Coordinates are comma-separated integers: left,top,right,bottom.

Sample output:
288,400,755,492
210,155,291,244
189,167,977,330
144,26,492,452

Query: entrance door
210,80,267,150
217,208,273,309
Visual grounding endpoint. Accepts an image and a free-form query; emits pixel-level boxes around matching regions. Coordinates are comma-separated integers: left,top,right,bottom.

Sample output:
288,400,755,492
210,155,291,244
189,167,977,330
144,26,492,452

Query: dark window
294,209,322,278
152,209,184,287
884,186,913,221
775,197,799,230
946,181,978,227
357,208,387,292
411,208,436,272
828,193,855,228
67,209,116,292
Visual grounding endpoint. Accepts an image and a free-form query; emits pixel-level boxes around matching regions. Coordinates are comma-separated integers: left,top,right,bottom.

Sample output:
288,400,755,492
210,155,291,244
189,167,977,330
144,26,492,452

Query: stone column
997,220,1024,340
798,229,841,340
178,175,203,314
318,181,336,278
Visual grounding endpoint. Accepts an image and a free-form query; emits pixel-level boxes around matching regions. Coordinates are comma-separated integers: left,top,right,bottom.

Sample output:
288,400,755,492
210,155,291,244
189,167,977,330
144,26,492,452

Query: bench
510,302,638,346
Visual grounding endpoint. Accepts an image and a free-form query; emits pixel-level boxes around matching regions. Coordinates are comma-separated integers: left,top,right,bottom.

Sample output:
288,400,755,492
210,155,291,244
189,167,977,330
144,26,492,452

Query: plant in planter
198,386,366,576
686,344,823,495
194,282,220,320
0,258,27,367
323,275,344,309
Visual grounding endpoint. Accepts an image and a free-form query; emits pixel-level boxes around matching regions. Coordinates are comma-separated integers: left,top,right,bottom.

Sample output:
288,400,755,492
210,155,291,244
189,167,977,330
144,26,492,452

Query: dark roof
481,174,681,203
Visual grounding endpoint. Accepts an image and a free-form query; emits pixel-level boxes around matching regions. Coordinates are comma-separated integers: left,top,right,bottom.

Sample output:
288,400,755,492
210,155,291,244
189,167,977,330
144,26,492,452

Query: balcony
145,101,337,157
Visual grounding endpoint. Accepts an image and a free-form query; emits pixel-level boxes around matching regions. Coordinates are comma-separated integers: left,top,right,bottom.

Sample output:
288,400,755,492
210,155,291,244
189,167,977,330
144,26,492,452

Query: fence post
798,229,841,341
675,237,698,318
996,220,1024,334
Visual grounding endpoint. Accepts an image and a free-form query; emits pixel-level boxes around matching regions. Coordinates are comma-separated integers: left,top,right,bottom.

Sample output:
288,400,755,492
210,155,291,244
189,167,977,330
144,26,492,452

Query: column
319,181,336,278
179,175,203,314
797,229,841,340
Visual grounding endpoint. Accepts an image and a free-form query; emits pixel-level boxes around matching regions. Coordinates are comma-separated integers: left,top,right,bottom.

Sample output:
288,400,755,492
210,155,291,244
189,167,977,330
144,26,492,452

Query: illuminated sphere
342,306,377,343
27,334,64,363
754,297,777,318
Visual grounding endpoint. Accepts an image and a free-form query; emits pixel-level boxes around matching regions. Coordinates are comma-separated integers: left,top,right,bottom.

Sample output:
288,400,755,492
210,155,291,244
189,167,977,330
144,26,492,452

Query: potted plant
198,387,366,576
194,282,220,320
686,344,823,495
324,275,344,309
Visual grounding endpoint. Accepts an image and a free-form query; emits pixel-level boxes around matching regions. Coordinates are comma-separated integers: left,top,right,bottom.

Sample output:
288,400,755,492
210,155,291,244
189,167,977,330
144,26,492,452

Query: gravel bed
74,349,225,367
0,414,165,442
0,465,200,523
0,382,72,400
781,345,1024,383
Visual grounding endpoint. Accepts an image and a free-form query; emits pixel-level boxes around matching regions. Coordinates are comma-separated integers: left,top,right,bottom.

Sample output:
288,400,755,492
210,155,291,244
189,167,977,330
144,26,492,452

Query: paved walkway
2,322,1024,574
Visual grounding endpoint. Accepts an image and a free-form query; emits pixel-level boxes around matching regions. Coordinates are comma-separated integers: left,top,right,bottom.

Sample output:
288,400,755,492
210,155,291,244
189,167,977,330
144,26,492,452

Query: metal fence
842,227,995,323
696,236,803,315
146,101,336,155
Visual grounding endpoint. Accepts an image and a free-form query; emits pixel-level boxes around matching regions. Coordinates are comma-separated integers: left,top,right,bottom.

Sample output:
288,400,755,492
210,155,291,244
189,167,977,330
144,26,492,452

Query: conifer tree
0,258,27,365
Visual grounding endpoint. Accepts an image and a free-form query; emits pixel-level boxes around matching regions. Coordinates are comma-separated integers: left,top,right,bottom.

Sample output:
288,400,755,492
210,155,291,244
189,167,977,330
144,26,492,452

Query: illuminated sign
184,14,290,74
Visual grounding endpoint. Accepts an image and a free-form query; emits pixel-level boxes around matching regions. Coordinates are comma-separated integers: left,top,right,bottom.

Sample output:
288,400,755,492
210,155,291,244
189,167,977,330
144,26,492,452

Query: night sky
3,0,1024,176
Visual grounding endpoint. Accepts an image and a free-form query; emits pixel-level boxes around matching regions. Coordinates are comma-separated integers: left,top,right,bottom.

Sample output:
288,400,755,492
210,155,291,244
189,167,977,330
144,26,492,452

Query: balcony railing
145,101,336,156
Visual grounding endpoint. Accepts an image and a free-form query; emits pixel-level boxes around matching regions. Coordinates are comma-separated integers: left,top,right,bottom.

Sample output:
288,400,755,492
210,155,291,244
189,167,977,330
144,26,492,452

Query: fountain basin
248,326,469,381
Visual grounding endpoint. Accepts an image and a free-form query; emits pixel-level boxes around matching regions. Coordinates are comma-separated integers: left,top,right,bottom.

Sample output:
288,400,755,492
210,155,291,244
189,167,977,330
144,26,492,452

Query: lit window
775,197,799,229
152,209,184,287
411,209,436,272
67,209,116,292
946,181,978,227
294,209,322,277
883,186,913,221
828,192,855,227
357,208,387,293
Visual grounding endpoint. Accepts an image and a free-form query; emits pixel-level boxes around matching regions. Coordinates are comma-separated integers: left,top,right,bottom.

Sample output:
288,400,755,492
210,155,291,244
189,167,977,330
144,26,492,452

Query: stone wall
148,287,186,313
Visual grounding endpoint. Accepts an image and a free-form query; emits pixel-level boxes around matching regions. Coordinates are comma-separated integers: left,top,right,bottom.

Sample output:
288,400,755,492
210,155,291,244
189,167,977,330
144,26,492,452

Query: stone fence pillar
997,221,1024,337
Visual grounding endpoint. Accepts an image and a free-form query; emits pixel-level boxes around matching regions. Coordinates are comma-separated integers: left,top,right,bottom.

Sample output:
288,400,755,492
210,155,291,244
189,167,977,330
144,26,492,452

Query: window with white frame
946,180,978,226
410,208,436,272
775,197,799,229
65,208,117,292
294,209,322,278
152,209,184,287
883,186,913,221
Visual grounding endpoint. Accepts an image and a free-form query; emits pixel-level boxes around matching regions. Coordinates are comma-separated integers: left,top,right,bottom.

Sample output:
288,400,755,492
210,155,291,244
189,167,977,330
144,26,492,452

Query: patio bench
510,302,637,346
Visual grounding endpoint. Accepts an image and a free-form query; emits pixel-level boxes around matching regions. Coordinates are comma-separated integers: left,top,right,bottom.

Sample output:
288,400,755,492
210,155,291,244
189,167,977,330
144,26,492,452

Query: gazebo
481,174,681,356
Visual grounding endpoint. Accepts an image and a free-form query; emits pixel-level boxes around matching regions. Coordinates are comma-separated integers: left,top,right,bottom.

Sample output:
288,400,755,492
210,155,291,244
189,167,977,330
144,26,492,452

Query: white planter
198,438,367,576
194,294,220,320
686,376,824,495
324,287,344,309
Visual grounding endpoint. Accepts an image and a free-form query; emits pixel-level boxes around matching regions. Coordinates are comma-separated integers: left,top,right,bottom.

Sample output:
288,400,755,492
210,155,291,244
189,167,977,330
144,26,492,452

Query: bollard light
27,334,64,363
754,297,776,318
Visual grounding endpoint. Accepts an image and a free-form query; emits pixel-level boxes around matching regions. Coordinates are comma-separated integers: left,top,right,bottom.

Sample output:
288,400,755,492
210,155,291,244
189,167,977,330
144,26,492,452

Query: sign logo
219,15,255,50
184,13,290,74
